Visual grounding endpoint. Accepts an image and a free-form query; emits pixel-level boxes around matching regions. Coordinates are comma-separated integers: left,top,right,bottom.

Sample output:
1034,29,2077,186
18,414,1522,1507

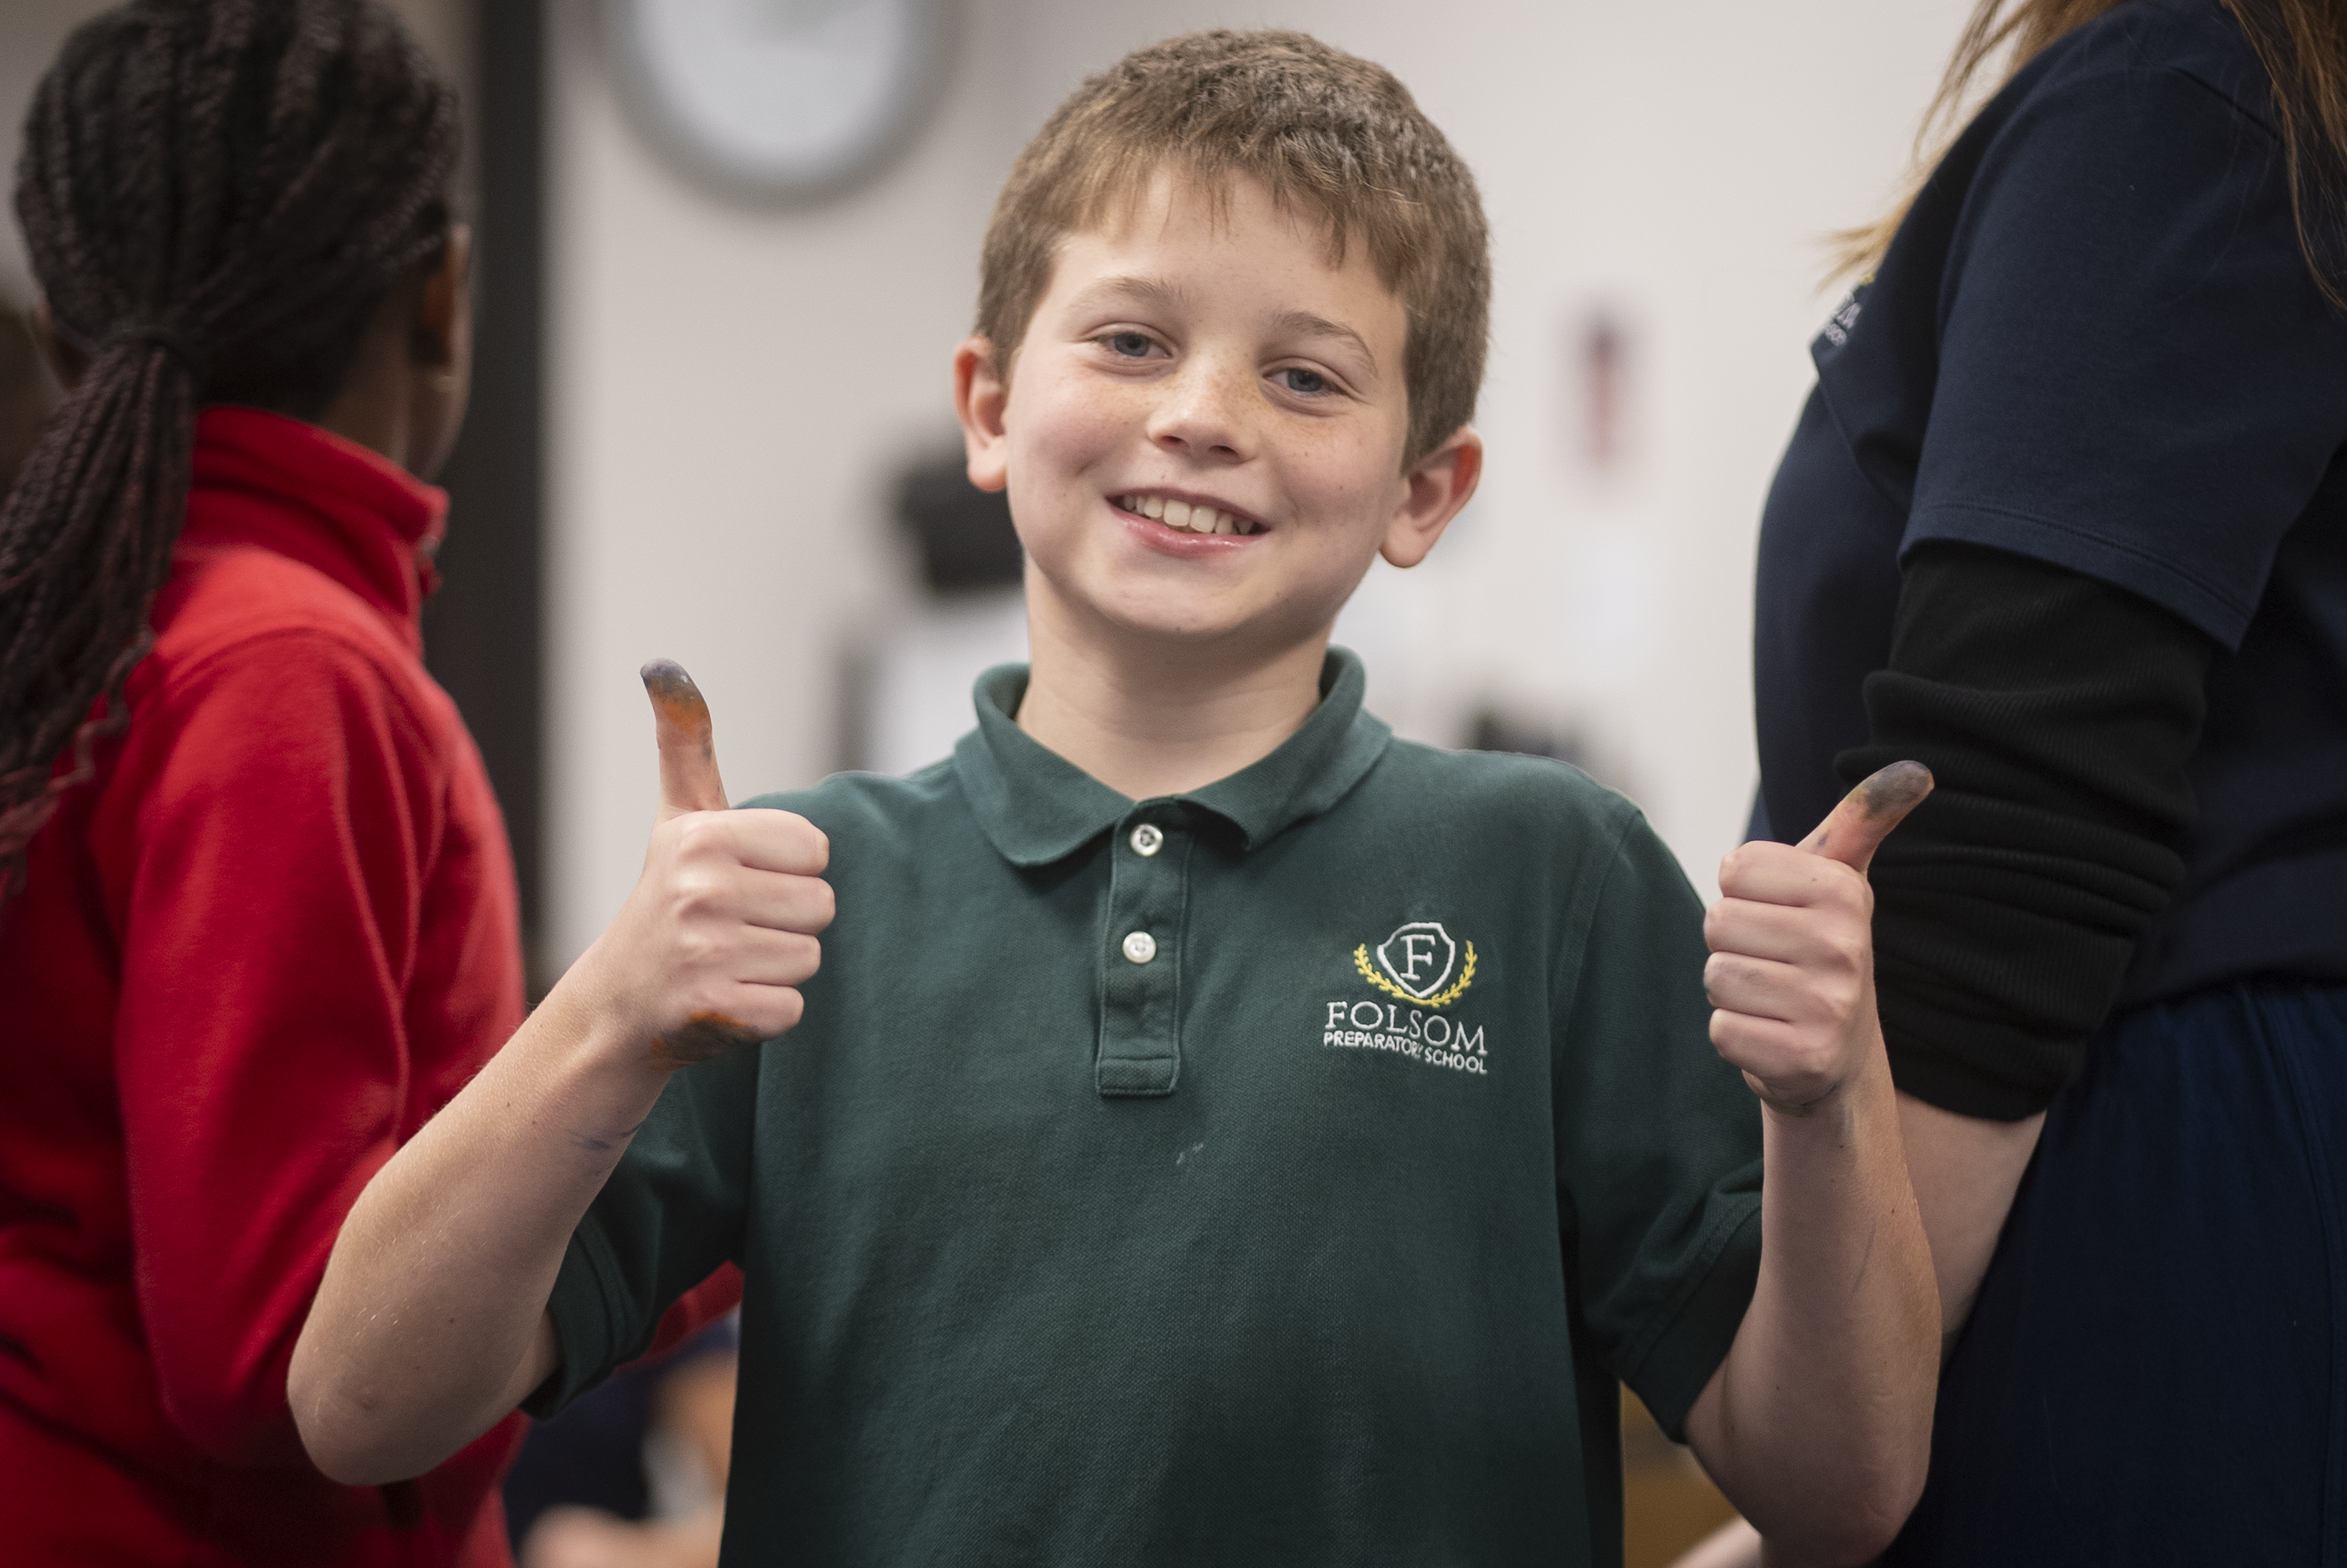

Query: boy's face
956,171,1480,667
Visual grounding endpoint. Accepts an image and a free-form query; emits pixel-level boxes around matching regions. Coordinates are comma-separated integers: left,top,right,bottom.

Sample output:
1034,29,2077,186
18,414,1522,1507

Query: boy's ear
1380,426,1483,569
953,334,1010,493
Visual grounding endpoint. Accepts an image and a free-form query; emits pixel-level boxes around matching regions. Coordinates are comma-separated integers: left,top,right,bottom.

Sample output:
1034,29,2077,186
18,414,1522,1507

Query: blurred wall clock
603,0,950,206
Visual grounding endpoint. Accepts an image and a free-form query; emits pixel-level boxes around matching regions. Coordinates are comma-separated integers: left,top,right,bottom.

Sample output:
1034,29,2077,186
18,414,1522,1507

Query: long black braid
0,0,458,898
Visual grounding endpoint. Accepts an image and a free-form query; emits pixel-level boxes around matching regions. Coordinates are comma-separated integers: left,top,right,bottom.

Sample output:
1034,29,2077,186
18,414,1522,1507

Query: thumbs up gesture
1703,762,1932,1113
570,661,834,1068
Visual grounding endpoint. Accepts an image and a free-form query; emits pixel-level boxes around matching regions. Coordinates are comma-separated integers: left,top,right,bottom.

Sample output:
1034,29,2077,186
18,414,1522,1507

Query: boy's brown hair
977,30,1489,467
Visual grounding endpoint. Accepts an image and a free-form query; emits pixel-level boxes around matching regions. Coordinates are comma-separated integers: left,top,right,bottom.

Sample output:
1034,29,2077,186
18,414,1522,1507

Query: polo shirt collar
955,646,1391,867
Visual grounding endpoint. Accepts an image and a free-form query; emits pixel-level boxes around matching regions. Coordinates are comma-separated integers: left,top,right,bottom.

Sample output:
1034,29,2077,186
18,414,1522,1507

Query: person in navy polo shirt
1749,0,2347,1561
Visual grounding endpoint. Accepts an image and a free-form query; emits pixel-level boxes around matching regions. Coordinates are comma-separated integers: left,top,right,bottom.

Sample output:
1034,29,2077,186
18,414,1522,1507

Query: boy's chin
1028,560,1349,668
1082,597,1337,666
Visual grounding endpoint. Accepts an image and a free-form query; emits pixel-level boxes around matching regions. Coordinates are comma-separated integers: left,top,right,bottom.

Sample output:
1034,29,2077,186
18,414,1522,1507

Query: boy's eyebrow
1067,274,1191,316
1271,311,1377,373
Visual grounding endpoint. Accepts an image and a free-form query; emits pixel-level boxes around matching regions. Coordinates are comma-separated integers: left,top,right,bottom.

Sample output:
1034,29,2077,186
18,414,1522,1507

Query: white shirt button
1121,931,1157,964
1130,823,1164,856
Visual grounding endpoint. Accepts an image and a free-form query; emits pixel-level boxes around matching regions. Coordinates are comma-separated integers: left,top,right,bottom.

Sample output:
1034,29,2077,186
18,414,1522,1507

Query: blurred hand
520,1505,723,1568
1671,1517,1762,1568
564,661,833,1067
1703,762,1932,1113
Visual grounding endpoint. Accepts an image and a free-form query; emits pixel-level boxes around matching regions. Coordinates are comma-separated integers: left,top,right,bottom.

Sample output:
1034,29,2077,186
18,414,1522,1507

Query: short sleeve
1551,810,1763,1440
1910,62,2347,646
529,1048,758,1416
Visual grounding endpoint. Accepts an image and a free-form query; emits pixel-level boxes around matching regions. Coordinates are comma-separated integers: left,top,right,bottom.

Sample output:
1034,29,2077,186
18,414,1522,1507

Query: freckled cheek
1285,432,1405,527
1014,377,1143,474
1004,389,1121,557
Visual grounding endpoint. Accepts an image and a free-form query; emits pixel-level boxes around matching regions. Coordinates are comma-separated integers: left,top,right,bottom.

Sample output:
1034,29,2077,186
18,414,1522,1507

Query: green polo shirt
531,648,1762,1566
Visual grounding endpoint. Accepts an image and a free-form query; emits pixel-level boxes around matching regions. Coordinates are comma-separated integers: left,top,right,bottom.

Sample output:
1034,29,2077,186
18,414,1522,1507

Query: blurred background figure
504,1321,738,1568
0,2,1989,1563
1751,0,2347,1561
0,2,525,1561
0,2,737,1562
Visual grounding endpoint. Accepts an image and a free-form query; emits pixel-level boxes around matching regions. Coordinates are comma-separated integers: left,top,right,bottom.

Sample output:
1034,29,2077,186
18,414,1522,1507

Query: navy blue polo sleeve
1909,62,2347,646
523,1046,758,1416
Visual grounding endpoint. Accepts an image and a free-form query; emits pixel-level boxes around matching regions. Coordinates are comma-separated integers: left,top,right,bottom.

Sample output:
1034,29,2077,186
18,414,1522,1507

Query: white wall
544,0,1972,965
543,0,1026,963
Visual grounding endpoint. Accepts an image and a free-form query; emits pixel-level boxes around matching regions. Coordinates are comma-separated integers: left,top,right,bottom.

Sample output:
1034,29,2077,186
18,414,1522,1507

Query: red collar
181,408,449,653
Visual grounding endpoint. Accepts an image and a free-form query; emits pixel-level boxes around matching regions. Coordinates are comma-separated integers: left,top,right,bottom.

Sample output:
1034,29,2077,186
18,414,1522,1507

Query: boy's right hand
565,661,833,1067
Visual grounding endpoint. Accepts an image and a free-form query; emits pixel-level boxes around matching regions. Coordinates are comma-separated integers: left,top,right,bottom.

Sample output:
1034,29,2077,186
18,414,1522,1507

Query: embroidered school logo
1357,920,1474,1007
1325,920,1488,1076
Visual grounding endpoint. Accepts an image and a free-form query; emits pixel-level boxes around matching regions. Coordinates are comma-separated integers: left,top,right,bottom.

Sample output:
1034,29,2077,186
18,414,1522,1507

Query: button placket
1096,811,1188,1096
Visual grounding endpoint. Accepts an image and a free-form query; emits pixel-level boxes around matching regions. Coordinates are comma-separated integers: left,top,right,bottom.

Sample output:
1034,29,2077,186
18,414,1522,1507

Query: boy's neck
1015,604,1330,801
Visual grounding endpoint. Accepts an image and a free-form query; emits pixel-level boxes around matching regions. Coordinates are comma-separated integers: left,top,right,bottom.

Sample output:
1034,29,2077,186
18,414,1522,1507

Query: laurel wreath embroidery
1353,941,1477,1009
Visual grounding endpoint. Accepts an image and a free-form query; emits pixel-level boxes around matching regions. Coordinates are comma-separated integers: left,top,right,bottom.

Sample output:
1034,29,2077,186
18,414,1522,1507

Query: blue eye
1106,332,1154,358
1280,367,1329,394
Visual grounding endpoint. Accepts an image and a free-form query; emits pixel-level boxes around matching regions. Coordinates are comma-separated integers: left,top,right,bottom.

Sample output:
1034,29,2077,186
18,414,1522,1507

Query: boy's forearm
289,983,670,1484
1897,1089,2043,1356
1685,1049,1938,1566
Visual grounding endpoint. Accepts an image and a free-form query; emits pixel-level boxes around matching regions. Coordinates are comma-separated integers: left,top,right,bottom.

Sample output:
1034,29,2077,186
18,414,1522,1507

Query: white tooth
1142,495,1164,519
1213,511,1237,535
1164,500,1193,530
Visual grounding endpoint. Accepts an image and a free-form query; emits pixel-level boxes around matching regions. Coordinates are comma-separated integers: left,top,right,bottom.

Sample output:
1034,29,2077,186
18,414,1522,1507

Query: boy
293,31,1937,1566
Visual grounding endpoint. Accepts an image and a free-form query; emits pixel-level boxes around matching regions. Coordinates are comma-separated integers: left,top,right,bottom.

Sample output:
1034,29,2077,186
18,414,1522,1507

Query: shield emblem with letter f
1376,922,1458,1000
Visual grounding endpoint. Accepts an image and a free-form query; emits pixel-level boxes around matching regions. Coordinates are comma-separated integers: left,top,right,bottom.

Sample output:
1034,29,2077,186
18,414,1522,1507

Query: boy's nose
1147,360,1253,462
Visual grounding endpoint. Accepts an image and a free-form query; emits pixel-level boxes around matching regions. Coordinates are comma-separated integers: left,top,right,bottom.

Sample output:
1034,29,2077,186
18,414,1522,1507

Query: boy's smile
956,169,1479,671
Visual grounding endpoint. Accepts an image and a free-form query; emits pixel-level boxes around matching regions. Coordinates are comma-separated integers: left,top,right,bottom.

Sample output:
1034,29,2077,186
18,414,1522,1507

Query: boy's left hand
1702,763,1932,1114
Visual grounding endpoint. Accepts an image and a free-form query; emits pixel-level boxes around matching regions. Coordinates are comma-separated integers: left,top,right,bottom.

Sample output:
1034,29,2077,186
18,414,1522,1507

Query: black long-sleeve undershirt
1835,541,2217,1120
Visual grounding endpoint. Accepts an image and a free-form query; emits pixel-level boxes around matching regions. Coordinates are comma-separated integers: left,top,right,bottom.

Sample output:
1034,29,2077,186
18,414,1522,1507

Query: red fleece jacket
0,409,705,1566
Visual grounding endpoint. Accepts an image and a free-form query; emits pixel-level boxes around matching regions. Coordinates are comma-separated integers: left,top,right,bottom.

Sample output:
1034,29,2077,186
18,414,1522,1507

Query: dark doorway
423,0,548,983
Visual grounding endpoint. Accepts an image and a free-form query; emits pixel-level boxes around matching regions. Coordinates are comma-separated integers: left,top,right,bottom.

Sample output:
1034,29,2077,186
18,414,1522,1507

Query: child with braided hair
0,4,730,1562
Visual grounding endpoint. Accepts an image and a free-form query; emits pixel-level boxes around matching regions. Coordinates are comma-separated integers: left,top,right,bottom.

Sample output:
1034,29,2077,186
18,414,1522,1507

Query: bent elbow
1791,1469,1929,1567
287,1343,413,1487
293,1388,427,1488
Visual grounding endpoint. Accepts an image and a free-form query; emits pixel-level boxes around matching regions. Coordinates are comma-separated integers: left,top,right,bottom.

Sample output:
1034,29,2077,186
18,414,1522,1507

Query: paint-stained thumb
642,659,729,821
1795,760,1934,875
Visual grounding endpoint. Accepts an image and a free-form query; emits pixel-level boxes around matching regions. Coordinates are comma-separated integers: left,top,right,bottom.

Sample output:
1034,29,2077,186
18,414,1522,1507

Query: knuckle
670,869,728,924
674,923,723,972
783,931,822,980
